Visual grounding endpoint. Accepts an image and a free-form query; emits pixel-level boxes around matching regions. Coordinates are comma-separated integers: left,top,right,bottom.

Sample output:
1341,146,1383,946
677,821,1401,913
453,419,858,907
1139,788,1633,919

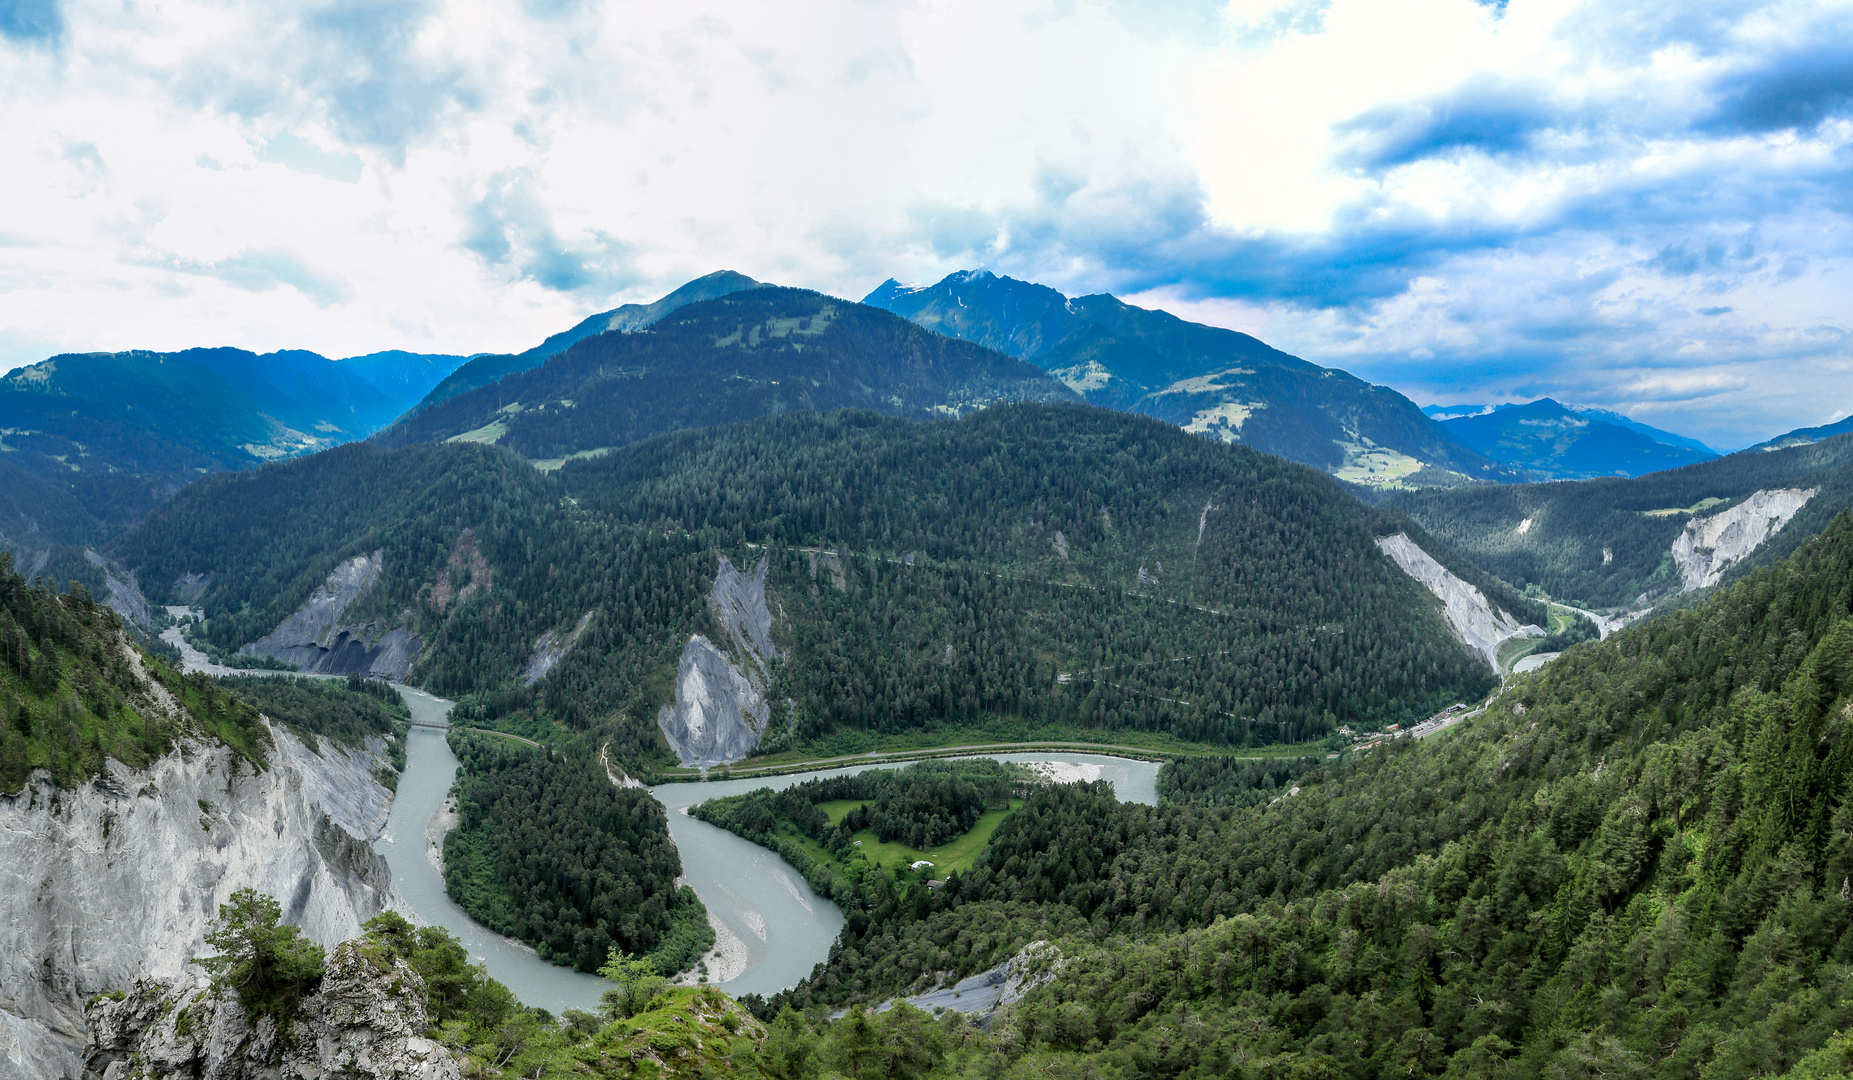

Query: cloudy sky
1,0,1847,449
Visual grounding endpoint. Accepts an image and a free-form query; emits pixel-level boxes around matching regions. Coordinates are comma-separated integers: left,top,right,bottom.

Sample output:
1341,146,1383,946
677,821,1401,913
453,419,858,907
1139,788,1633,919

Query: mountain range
374,286,1077,459
1424,398,1719,480
865,270,1514,487
0,346,470,545
13,263,1853,1080
5,267,1830,564
1384,427,1853,608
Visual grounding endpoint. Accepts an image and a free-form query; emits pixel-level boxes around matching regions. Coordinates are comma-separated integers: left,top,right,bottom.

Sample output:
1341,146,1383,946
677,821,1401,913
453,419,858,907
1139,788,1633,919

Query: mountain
864,270,1511,487
115,404,1508,768
405,270,768,416
335,349,474,403
1749,412,1853,452
1425,401,1718,457
1383,429,1853,608
375,286,1081,459
0,346,473,552
1432,397,1718,480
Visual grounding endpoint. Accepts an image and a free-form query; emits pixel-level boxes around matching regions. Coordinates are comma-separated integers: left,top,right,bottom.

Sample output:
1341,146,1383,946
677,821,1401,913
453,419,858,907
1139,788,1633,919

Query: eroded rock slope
1671,487,1817,592
238,551,420,679
0,728,402,1079
1376,533,1538,670
657,555,786,767
83,941,458,1079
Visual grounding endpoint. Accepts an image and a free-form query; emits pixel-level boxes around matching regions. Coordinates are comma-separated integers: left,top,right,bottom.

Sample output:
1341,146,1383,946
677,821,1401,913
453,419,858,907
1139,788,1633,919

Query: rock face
84,549,153,632
887,942,1065,1028
83,942,459,1079
1671,488,1817,592
657,556,785,767
239,552,421,680
1376,533,1538,670
0,729,402,1079
519,611,592,687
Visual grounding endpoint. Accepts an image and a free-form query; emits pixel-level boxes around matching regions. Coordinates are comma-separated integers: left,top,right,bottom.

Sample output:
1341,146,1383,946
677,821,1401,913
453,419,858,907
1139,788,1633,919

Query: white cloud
0,0,1847,448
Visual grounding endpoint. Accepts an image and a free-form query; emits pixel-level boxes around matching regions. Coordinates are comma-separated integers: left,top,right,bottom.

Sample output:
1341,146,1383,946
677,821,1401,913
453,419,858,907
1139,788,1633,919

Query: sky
0,0,1848,450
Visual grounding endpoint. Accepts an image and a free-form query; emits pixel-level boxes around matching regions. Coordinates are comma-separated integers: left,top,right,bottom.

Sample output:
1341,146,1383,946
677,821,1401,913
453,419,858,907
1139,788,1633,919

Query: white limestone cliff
657,555,786,767
1671,488,1817,592
239,551,421,680
82,941,458,1079
1376,533,1539,670
0,727,402,1079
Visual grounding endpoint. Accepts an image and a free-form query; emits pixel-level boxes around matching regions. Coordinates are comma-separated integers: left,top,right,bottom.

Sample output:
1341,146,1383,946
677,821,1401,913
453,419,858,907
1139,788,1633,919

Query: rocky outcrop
519,611,593,687
1377,533,1539,670
83,942,459,1079
880,942,1065,1028
0,728,402,1079
238,552,421,680
83,550,153,632
657,556,785,768
1671,488,1817,592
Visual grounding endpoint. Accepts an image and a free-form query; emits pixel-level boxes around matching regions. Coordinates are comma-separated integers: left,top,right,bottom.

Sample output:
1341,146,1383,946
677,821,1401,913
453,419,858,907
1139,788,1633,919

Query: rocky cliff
1376,533,1539,670
82,941,458,1079
657,556,785,768
0,728,403,1079
238,552,421,680
518,611,592,688
1671,487,1817,592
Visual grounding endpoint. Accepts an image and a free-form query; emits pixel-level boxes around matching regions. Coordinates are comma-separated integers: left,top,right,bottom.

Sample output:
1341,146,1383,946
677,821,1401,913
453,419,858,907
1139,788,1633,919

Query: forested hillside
406,270,766,415
690,760,1026,902
741,509,1853,1080
115,404,1501,770
377,286,1077,459
0,551,269,792
1383,432,1853,608
218,674,409,779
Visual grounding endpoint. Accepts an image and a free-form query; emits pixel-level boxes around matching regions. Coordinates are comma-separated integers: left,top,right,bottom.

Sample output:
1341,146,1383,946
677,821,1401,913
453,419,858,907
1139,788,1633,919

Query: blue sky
0,0,1847,449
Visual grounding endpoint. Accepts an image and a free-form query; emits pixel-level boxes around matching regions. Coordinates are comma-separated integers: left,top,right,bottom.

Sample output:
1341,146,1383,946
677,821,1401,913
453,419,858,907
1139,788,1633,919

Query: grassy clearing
850,800,1024,877
1643,496,1727,518
768,798,1027,891
816,799,866,826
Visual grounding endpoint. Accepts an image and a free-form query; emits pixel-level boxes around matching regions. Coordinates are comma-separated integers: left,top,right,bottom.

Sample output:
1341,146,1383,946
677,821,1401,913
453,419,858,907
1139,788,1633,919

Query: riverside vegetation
689,759,1026,905
324,509,1853,1080
442,730,712,976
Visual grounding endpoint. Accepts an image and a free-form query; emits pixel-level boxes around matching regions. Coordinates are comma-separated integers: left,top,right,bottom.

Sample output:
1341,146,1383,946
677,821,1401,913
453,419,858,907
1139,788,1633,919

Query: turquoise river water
374,686,1159,1012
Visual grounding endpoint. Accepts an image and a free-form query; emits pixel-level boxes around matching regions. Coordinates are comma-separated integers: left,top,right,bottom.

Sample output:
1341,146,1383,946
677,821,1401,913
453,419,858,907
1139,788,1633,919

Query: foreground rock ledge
83,941,460,1080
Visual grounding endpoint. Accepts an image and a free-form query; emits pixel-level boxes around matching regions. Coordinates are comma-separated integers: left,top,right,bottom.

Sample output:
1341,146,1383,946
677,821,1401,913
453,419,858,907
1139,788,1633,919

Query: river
374,685,1159,1011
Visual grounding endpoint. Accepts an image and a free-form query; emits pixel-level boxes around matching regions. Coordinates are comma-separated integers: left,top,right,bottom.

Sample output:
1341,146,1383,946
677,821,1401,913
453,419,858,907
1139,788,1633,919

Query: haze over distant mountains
0,346,471,544
1423,399,1719,481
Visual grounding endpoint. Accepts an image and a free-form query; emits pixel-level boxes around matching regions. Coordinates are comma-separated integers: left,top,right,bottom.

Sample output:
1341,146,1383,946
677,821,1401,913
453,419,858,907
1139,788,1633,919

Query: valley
4,272,1852,1080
